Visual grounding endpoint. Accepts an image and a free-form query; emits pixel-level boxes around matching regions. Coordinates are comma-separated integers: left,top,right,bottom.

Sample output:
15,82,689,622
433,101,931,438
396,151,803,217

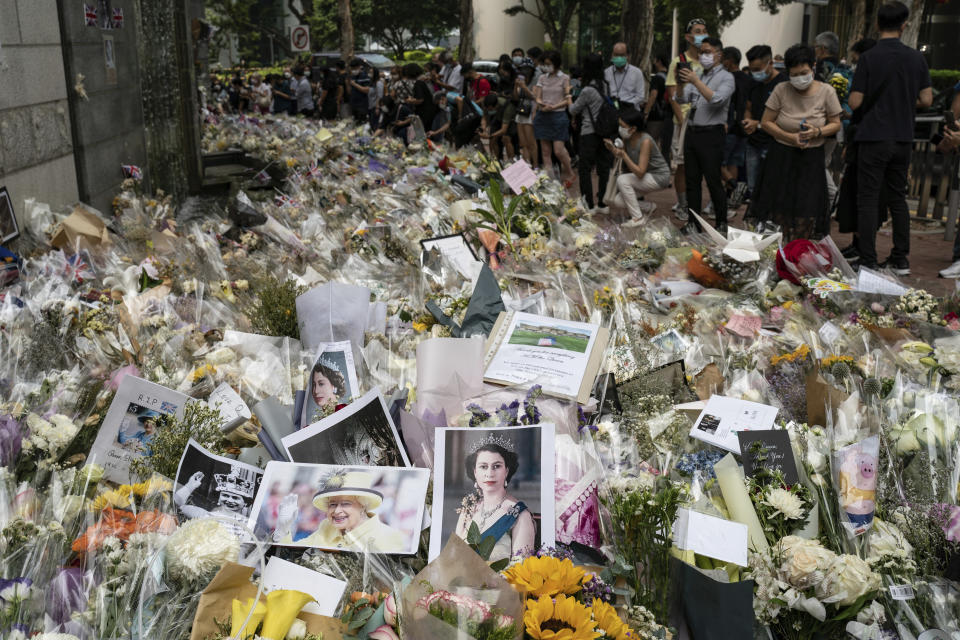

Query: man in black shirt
848,1,932,273
741,45,787,201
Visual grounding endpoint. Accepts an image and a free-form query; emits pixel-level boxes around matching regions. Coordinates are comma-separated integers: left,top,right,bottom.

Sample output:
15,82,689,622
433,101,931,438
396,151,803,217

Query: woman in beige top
533,50,574,184
747,44,842,241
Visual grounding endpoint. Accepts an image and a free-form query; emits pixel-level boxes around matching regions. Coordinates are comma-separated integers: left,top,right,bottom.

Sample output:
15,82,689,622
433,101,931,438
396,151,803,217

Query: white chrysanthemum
166,519,240,583
762,487,805,520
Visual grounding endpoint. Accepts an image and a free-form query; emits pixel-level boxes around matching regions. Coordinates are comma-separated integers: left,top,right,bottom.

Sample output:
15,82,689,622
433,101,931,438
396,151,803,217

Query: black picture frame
0,187,19,245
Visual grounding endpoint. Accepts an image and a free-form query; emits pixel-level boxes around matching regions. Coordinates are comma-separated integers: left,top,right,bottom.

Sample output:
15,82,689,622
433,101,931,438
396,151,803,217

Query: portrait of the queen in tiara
303,350,352,426
454,432,536,564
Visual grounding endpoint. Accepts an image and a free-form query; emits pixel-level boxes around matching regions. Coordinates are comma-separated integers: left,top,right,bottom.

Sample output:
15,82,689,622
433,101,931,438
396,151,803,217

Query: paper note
261,556,347,616
818,320,843,346
673,508,749,566
726,314,762,338
856,267,909,296
690,395,779,454
208,383,251,433
315,128,333,142
501,159,538,194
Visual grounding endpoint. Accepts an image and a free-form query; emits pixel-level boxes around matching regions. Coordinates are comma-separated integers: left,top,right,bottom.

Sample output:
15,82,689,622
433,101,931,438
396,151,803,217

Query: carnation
762,487,806,520
165,519,240,584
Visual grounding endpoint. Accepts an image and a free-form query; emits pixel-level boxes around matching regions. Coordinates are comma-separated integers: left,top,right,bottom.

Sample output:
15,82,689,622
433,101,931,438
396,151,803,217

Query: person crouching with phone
675,36,735,234
745,44,842,241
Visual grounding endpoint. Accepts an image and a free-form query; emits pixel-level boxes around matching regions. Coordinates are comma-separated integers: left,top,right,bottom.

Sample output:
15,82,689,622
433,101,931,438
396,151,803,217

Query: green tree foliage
207,0,289,63
354,0,458,59
504,0,585,64
650,0,744,57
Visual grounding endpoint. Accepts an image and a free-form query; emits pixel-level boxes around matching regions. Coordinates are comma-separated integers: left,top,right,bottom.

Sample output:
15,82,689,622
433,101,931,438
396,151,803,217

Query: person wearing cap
666,18,709,221
273,471,408,552
605,42,646,112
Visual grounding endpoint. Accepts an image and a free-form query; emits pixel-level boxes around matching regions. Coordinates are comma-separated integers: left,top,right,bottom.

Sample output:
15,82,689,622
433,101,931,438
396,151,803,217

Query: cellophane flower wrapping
401,535,522,640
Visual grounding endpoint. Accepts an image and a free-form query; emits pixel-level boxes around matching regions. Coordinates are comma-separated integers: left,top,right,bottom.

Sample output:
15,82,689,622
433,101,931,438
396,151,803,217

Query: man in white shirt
436,50,463,94
604,42,646,112
293,66,314,117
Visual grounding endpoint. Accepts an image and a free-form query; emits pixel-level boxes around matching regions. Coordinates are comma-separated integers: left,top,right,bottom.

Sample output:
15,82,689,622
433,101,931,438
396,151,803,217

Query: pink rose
384,593,397,626
108,364,141,391
368,624,400,640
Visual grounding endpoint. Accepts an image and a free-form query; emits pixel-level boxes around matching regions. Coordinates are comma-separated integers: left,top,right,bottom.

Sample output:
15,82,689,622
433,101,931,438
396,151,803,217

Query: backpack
585,84,620,139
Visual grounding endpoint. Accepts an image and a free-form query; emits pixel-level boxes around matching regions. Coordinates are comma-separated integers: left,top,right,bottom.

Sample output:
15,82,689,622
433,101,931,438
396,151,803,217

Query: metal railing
909,115,960,240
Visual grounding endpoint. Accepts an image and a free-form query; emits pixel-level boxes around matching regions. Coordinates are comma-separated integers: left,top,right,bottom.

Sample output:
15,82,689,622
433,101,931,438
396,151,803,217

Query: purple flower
0,577,32,602
47,568,91,625
0,415,22,467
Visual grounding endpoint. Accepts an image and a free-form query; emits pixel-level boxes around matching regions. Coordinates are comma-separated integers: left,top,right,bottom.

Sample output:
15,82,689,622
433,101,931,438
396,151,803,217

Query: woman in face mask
569,53,613,212
532,50,574,184
604,108,672,223
745,43,842,241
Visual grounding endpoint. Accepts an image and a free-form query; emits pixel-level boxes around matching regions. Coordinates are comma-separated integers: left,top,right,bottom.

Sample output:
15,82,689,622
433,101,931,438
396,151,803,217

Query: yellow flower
88,486,135,511
412,321,428,333
590,601,635,640
524,595,601,640
132,475,172,497
503,556,588,597
231,597,267,640
260,590,315,640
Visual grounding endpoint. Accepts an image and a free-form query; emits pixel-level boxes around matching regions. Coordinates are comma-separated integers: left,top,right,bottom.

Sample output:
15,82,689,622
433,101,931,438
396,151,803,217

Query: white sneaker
940,260,960,278
623,215,646,227
579,196,595,213
594,204,610,214
704,201,714,215
673,205,689,222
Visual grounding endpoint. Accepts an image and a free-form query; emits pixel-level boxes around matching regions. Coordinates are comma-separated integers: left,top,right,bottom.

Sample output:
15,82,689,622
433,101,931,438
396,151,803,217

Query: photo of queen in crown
303,350,354,426
440,427,551,564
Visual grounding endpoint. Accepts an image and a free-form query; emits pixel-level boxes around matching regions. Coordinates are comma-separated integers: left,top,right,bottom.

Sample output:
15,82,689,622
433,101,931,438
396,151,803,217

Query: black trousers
684,125,727,227
856,141,911,264
578,133,612,208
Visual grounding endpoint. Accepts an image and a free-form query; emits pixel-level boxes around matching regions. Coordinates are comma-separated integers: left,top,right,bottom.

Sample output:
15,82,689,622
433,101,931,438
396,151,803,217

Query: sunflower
590,601,636,640
503,556,588,597
524,595,601,640
88,486,135,512
132,475,172,498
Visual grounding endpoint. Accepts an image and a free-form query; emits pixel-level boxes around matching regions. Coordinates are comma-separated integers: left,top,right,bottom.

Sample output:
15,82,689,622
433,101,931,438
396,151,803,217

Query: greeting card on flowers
689,394,779,455
736,429,799,484
420,232,482,281
500,159,538,194
483,311,609,404
261,556,346,616
90,375,190,483
673,507,749,566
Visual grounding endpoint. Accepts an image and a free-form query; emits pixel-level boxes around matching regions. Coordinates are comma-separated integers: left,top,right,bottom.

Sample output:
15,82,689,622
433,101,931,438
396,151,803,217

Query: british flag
84,4,97,26
121,164,143,180
112,7,123,29
253,169,271,185
274,194,296,208
306,162,321,180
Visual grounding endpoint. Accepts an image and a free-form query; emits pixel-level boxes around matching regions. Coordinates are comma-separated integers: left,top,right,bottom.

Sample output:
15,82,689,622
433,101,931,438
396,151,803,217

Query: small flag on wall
112,7,124,29
121,165,143,180
84,4,98,27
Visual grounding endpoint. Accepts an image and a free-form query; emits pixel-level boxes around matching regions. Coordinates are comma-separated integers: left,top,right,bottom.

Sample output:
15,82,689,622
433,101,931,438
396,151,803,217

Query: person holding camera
674,37,735,234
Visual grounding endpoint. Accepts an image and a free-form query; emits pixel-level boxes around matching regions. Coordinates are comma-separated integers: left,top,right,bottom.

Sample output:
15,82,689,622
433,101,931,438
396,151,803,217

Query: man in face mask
675,36,735,234
605,42,647,112
742,45,786,200
665,18,709,221
511,48,525,68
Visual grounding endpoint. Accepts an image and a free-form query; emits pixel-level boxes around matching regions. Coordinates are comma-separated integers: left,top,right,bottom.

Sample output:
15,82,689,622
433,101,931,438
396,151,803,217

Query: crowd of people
209,0,960,277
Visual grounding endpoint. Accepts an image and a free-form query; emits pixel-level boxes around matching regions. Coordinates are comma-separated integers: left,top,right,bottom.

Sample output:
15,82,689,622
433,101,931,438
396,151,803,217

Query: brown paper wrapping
864,324,914,345
804,368,850,428
50,205,112,251
401,536,523,640
189,562,345,640
693,363,724,401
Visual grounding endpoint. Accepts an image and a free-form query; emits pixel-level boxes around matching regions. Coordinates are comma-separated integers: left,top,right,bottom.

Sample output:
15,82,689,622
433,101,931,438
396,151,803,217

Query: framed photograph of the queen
429,424,556,562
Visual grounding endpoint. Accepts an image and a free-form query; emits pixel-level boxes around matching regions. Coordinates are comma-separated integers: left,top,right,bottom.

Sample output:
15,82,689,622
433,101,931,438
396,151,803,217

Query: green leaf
467,521,481,545
477,535,496,560
347,617,369,631
489,558,510,572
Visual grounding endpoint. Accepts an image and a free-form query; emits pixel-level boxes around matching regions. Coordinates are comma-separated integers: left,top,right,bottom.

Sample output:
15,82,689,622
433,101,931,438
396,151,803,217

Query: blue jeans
745,143,768,195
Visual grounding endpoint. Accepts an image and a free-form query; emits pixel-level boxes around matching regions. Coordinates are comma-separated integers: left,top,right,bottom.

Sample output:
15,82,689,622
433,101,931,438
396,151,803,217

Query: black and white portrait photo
429,424,556,562
175,439,263,538
0,187,19,245
284,388,409,467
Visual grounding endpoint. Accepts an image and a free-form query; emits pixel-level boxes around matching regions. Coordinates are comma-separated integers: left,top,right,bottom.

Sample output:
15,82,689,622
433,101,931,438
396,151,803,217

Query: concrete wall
58,0,148,214
474,0,546,61
720,0,805,59
0,0,80,215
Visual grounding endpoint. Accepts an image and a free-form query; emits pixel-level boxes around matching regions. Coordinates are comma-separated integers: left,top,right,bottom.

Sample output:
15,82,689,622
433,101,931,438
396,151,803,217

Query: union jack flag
84,4,97,26
112,7,123,29
274,194,296,208
66,253,94,283
121,164,143,180
253,169,271,185
306,162,321,179
288,170,302,185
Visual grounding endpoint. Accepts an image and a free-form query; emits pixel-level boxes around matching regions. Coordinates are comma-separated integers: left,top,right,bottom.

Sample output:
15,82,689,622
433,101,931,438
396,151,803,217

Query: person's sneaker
880,257,910,276
672,202,689,221
728,182,748,208
704,201,714,215
940,260,960,278
579,196,595,213
595,203,610,214
858,262,881,272
680,221,700,235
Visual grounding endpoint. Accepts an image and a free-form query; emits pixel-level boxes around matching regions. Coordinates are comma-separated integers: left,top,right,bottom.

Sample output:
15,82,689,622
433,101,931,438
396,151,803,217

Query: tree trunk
459,0,475,63
901,0,926,49
844,0,867,52
339,0,354,60
621,0,654,71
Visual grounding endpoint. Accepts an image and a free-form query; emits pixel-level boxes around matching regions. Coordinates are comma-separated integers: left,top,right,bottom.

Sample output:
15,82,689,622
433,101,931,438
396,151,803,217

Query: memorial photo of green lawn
507,322,592,353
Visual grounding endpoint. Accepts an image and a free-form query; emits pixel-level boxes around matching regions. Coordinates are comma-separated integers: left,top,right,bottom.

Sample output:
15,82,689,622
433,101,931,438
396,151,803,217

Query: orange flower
71,508,177,553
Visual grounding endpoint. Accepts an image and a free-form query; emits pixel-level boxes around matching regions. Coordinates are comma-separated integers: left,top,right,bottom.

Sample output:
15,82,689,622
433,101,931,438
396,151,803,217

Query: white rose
285,618,307,640
778,537,835,589
866,519,912,564
827,555,881,606
806,448,828,474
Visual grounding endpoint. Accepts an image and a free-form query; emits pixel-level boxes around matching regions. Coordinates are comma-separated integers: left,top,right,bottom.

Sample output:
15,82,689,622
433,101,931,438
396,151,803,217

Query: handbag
604,156,623,204
517,97,533,116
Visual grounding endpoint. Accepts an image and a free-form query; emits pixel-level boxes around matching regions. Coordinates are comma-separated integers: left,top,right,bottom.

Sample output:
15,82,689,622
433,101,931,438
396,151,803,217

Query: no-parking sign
290,25,310,52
